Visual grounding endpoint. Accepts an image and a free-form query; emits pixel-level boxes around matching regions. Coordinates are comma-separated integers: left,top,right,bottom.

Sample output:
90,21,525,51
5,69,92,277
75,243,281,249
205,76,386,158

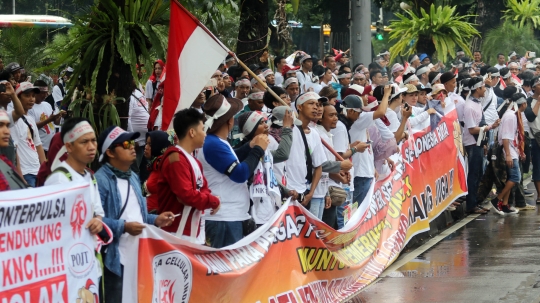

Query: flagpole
230,52,289,107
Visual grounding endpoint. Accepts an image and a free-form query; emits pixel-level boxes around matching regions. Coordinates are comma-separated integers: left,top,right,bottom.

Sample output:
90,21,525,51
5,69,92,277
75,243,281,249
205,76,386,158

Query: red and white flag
162,0,229,130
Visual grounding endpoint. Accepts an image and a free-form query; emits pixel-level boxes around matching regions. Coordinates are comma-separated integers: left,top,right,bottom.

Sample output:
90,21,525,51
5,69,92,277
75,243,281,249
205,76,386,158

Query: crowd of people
0,47,539,301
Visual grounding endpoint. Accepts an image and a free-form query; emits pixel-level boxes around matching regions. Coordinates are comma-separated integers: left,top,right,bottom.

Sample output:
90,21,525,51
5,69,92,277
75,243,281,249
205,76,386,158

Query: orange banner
122,109,467,302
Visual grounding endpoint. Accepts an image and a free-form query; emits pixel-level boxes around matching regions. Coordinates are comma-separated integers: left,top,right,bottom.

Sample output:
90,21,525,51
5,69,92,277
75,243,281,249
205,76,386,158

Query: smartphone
206,78,218,89
404,103,410,111
531,52,537,58
0,81,6,93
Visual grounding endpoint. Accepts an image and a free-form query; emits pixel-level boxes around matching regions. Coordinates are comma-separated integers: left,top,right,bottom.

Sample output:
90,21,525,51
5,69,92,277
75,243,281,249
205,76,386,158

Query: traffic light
376,21,384,40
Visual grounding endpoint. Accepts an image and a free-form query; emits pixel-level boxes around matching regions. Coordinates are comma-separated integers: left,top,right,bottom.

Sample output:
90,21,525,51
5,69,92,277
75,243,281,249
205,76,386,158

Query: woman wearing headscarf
143,130,174,213
145,59,165,105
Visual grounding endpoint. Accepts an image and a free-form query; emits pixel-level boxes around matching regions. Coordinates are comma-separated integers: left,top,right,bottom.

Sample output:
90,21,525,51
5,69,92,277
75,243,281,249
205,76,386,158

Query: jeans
337,191,353,229
23,174,36,187
322,205,337,228
507,159,521,183
99,263,123,303
532,138,540,182
353,177,373,206
465,145,484,212
309,197,325,220
205,220,243,248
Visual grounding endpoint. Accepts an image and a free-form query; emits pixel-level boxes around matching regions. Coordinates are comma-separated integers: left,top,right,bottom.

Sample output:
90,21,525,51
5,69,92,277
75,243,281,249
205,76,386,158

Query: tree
388,4,479,63
502,0,540,29
481,20,540,65
0,27,46,72
236,0,270,65
471,0,505,51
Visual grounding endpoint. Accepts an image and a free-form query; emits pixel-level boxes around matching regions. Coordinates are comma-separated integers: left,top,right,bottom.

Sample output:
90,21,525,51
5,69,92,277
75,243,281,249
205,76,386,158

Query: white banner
0,180,100,303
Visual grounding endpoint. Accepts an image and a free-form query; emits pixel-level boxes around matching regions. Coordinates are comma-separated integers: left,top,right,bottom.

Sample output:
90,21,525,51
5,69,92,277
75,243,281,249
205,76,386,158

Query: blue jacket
96,164,157,277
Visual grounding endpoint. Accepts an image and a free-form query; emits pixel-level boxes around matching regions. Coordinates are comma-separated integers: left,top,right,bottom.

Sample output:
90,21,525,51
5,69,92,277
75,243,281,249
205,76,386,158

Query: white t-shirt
330,120,354,191
296,70,313,94
315,126,340,196
52,85,64,103
128,90,150,145
275,72,284,87
494,64,506,70
350,112,375,178
144,80,160,101
462,98,483,146
28,102,55,150
44,161,105,217
285,126,327,193
447,92,466,122
499,109,520,159
269,135,287,189
10,114,41,175
528,99,540,133
117,178,144,265
481,88,499,125
386,108,401,133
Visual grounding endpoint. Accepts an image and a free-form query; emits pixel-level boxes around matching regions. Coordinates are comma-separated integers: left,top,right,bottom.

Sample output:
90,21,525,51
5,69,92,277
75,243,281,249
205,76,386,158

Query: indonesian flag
162,0,229,130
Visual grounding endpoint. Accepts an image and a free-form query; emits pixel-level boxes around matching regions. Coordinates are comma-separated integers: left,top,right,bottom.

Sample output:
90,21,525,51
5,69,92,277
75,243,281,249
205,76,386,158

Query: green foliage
388,4,478,63
482,20,540,64
193,3,240,50
290,0,300,14
180,0,239,34
503,0,540,29
0,27,47,72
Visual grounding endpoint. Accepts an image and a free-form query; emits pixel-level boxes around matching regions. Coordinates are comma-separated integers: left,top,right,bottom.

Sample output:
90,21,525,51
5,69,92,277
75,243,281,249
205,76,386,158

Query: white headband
233,111,267,140
248,91,264,100
284,77,298,88
379,51,390,56
236,79,251,87
337,73,352,79
469,81,484,91
515,97,527,105
456,51,465,56
52,121,96,171
204,96,231,132
431,73,442,85
508,51,517,59
251,75,266,86
410,55,419,63
296,92,321,106
502,71,511,79
416,66,430,76
0,110,9,123
490,72,500,77
403,74,419,84
262,69,274,78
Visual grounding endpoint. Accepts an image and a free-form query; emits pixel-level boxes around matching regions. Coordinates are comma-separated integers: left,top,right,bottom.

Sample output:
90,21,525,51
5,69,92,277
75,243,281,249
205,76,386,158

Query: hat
203,94,243,133
295,92,326,107
282,64,299,75
440,72,457,84
5,62,23,73
403,84,418,94
97,126,140,162
419,54,429,62
271,106,303,126
373,84,406,101
15,82,40,95
416,85,432,94
341,95,363,109
300,55,312,65
431,84,447,96
342,84,372,99
248,64,261,73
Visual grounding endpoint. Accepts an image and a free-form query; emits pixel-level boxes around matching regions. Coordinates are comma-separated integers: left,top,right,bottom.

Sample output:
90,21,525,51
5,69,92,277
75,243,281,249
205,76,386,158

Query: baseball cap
341,95,363,110
416,85,432,94
271,106,302,126
15,82,40,95
203,94,243,133
300,55,312,65
97,126,140,162
5,62,23,73
342,84,372,99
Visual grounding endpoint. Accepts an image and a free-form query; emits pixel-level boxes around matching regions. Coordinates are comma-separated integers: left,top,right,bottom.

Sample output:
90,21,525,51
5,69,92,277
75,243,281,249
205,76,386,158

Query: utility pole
350,0,372,66
12,0,15,14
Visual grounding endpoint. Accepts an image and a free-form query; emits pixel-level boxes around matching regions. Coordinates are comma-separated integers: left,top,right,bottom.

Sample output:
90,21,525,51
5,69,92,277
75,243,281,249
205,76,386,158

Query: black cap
5,62,23,73
416,85,432,93
248,64,260,73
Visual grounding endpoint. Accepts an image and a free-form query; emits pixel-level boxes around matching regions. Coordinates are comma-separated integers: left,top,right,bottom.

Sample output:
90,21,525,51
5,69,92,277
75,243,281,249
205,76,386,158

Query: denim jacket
96,164,157,277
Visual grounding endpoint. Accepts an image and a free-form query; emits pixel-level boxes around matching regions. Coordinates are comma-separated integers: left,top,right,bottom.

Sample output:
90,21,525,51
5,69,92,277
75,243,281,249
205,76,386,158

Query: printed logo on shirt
26,127,36,151
152,251,193,303
138,96,148,108
196,175,203,190
40,112,54,134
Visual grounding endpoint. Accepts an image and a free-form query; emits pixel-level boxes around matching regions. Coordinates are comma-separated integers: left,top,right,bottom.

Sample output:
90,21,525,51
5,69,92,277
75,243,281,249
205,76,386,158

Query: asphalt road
351,182,540,303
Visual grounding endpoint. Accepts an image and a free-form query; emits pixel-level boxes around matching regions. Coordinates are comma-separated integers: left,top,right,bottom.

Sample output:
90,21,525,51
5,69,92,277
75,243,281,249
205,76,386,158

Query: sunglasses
111,140,135,150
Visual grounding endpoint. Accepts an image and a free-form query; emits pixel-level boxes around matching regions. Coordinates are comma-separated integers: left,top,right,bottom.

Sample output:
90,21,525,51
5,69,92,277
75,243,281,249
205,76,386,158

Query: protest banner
0,181,100,303
122,109,467,302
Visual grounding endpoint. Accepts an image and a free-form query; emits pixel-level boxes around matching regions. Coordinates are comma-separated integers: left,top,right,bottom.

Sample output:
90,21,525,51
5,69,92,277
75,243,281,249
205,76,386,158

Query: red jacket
157,146,219,236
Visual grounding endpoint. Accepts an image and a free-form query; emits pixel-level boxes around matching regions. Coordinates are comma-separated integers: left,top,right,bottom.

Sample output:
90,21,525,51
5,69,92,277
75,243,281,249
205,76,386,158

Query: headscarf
146,130,174,171
149,59,166,83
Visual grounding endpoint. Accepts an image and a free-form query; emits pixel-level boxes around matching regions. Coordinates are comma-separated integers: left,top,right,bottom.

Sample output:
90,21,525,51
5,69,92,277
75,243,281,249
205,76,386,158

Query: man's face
236,85,250,99
0,121,10,148
487,76,499,87
444,78,457,93
137,67,144,80
321,105,338,129
418,91,427,104
498,55,506,65
302,60,313,72
412,59,420,68
19,92,35,111
254,81,266,91
12,70,21,82
35,90,47,104
372,72,383,85
353,75,365,86
422,58,431,65
342,67,352,74
286,83,299,100
266,74,275,85
476,85,487,98
192,90,205,107
509,65,519,75
67,132,97,165
327,57,337,70
339,75,351,87
474,52,482,62
421,72,429,82
278,59,287,70
192,120,207,149
248,98,264,111
298,99,319,121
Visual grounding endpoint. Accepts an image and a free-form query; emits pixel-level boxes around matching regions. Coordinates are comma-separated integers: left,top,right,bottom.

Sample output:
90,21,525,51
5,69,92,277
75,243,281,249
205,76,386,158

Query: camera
0,81,7,93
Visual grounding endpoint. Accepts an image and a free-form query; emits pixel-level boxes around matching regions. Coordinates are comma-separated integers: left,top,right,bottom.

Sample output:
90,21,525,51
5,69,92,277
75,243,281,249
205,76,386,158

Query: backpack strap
49,166,73,181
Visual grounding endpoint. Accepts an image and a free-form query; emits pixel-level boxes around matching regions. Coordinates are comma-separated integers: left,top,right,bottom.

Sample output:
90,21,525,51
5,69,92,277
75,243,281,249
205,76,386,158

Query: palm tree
0,27,46,72
503,0,540,29
388,4,479,63
482,20,540,65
